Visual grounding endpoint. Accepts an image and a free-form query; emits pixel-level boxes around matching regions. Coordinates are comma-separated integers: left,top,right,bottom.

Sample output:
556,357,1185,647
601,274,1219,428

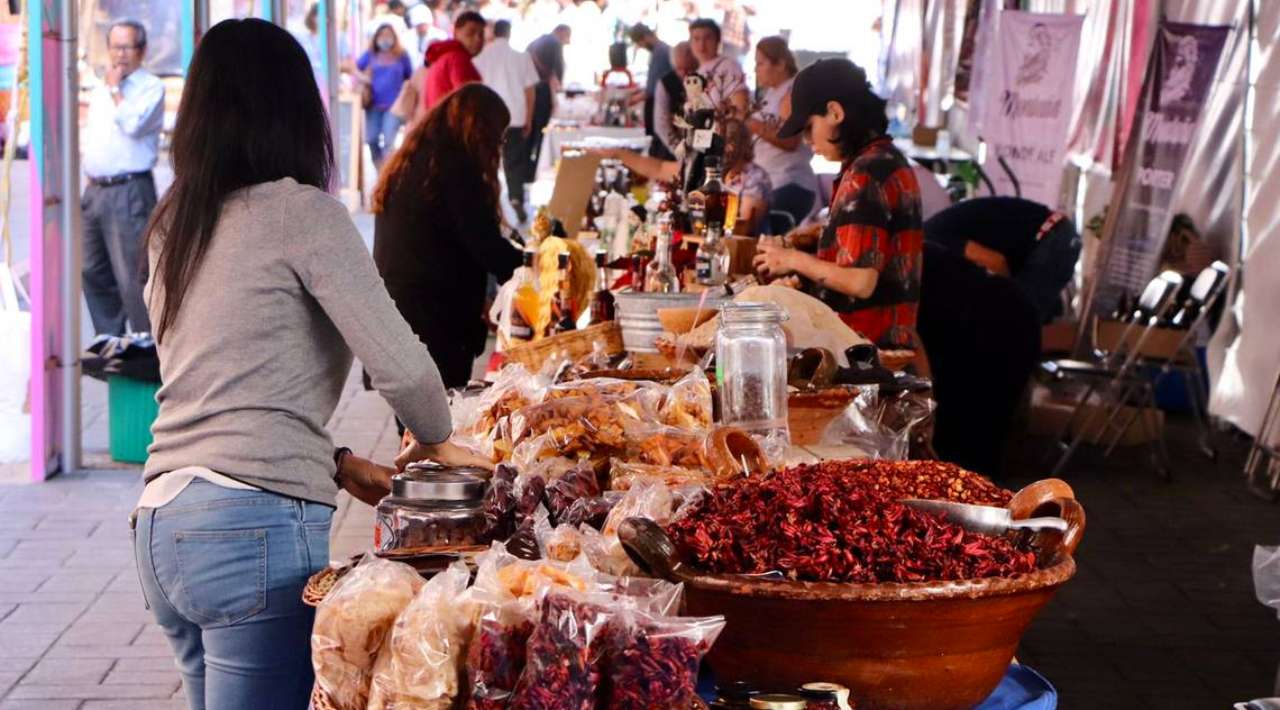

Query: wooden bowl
620,479,1084,710
657,306,719,335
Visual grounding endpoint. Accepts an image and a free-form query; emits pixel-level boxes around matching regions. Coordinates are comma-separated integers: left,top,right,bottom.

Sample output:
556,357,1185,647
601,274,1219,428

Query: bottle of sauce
551,251,577,333
589,249,616,324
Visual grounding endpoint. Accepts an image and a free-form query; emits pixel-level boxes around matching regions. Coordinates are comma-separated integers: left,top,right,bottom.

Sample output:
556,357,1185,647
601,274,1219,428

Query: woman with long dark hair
357,23,413,168
135,19,481,709
372,82,523,388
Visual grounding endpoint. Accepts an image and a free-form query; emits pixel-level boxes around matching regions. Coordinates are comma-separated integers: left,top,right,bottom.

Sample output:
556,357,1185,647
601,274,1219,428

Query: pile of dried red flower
801,459,1014,506
667,464,1038,583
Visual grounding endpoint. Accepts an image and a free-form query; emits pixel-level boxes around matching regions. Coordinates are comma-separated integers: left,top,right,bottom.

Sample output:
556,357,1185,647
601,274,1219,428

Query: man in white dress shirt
474,19,539,223
81,19,164,336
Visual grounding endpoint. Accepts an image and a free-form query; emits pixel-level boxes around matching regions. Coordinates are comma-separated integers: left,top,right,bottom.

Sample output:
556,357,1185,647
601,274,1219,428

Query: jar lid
749,694,807,710
393,464,487,501
721,301,789,325
798,682,849,701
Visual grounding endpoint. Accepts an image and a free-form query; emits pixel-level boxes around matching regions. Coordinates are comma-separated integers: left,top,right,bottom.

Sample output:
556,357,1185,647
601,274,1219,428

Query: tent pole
58,0,82,474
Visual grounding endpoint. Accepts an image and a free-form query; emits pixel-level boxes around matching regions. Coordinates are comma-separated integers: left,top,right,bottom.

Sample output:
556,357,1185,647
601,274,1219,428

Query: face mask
377,38,394,51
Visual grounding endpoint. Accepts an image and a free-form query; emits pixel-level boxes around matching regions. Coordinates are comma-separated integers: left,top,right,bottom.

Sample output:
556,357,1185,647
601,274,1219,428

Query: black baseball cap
777,58,873,139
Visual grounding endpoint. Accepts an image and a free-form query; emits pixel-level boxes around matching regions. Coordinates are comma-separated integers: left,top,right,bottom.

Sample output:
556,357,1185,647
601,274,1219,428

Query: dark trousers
502,127,531,206
644,93,675,161
82,173,155,336
527,82,553,172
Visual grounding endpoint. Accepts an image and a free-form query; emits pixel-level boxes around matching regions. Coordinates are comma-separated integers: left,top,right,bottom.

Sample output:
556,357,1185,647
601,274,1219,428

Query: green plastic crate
108,375,160,464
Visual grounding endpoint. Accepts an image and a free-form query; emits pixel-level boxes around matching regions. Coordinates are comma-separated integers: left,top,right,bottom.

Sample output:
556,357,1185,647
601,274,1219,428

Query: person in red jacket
422,10,485,110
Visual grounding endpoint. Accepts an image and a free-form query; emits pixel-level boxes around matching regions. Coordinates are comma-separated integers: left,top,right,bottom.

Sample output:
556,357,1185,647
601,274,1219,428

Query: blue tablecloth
698,663,1057,709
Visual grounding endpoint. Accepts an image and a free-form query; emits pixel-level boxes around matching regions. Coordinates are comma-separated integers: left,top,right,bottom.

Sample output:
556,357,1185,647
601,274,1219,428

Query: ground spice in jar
666,465,1037,583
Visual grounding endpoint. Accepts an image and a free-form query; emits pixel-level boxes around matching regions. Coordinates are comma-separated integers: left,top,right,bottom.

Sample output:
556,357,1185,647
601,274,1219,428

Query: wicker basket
502,321,624,371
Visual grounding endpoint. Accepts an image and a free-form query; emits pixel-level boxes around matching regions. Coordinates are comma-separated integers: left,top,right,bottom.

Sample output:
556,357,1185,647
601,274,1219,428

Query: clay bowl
619,479,1084,710
657,306,719,335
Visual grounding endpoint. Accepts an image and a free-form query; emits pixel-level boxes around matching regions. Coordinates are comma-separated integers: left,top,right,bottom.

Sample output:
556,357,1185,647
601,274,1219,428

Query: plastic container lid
749,694,807,710
394,463,487,500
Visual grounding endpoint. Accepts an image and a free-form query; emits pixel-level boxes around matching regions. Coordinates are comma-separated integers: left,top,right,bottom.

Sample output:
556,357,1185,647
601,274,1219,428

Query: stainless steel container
614,291,728,353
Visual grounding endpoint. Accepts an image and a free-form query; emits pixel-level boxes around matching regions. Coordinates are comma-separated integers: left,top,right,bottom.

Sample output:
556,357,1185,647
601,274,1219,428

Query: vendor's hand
337,452,395,507
395,435,493,472
784,222,823,251
746,117,769,137
523,122,533,138
753,241,799,278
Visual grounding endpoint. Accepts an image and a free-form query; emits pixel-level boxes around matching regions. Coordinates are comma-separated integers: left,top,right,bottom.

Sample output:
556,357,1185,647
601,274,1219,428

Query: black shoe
512,203,528,224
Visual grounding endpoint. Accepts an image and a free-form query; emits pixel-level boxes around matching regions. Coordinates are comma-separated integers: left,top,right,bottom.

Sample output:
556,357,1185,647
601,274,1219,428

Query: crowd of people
72,5,1098,708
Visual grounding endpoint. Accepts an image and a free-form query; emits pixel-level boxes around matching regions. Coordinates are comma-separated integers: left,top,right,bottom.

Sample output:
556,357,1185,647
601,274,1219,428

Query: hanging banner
1089,21,1231,319
981,10,1083,206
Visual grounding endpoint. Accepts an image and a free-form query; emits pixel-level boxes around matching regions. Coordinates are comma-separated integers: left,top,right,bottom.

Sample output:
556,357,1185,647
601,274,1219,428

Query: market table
537,122,649,175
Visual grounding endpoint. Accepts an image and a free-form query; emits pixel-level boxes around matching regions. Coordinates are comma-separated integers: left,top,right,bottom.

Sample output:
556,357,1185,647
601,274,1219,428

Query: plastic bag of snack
561,491,622,529
593,574,684,616
510,590,616,710
311,555,425,710
480,463,518,541
600,610,726,710
659,368,713,429
546,463,602,525
509,393,655,459
608,459,710,491
368,561,474,708
536,515,586,563
622,422,708,469
545,377,663,406
453,365,548,460
602,481,678,538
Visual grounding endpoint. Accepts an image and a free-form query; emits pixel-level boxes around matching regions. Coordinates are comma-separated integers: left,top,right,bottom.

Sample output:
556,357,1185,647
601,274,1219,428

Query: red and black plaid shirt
811,137,923,349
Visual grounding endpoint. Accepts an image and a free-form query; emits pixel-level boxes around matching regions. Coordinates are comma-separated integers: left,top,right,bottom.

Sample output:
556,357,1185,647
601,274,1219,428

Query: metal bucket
613,291,728,353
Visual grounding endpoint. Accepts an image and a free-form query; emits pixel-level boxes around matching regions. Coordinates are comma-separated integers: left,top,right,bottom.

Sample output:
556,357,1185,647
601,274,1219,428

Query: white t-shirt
474,38,541,127
753,78,818,196
698,55,746,109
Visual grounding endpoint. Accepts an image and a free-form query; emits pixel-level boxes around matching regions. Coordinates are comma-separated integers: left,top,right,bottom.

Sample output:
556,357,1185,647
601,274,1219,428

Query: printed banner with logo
1089,21,1231,320
981,11,1083,206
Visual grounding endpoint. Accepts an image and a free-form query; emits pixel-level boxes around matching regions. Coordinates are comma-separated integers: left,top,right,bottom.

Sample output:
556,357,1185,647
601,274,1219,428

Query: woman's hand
753,241,800,278
336,452,395,507
395,435,493,472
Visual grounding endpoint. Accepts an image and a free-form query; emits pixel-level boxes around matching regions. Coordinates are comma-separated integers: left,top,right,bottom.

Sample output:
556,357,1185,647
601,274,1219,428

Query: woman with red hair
373,83,523,387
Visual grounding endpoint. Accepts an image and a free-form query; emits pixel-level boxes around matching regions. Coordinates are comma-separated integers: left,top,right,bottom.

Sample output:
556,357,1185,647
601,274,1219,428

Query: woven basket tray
302,545,488,607
503,321,625,371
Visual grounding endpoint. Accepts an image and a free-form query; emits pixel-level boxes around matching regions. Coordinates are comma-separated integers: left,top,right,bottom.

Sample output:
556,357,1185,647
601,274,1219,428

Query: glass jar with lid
749,694,807,710
374,462,490,552
715,301,791,458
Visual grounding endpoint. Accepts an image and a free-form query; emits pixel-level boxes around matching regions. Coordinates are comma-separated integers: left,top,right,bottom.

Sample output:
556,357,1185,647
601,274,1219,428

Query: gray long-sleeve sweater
143,178,452,506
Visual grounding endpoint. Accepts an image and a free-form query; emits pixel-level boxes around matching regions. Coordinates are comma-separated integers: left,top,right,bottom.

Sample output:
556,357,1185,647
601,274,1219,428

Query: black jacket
373,169,521,386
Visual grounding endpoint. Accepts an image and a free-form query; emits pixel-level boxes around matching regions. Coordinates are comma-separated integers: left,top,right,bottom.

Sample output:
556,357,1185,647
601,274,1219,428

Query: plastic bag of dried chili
599,609,725,710
465,597,537,710
509,590,617,710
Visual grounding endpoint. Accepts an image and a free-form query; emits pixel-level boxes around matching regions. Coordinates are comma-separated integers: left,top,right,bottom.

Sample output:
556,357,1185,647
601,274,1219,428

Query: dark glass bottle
589,250,616,324
551,251,577,333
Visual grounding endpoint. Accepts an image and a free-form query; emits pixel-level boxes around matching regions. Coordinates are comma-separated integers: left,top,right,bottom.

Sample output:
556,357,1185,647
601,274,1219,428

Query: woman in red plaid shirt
753,59,923,351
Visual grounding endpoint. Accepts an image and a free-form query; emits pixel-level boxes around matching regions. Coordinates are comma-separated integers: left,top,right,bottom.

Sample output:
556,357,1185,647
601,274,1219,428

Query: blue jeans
365,108,402,167
133,480,333,710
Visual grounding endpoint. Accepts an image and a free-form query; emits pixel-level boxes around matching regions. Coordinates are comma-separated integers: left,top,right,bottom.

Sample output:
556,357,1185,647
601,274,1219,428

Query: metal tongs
902,498,1069,536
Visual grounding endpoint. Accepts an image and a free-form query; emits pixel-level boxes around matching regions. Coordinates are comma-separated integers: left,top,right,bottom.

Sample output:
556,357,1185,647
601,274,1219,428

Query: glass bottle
589,249,616,324
716,302,791,458
508,247,537,342
551,251,577,333
644,214,680,293
697,224,729,286
701,156,728,232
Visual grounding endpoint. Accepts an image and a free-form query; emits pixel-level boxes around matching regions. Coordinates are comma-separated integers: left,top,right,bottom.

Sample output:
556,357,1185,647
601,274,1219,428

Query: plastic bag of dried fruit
821,384,937,460
599,609,725,710
510,589,618,710
608,459,711,492
545,463,603,525
311,555,425,710
659,368,714,430
452,364,549,460
368,561,474,709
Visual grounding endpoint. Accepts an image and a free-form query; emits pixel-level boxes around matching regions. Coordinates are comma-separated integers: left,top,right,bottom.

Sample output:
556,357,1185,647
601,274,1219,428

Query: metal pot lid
393,466,487,501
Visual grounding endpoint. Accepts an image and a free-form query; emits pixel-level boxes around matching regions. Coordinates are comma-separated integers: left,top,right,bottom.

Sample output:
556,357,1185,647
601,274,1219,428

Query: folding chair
1041,270,1185,478
1245,365,1280,499
765,210,797,238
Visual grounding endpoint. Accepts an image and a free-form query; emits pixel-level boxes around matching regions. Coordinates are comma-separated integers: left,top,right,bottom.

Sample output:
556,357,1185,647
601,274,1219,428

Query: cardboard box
1041,321,1079,354
1094,320,1187,361
1027,384,1163,447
